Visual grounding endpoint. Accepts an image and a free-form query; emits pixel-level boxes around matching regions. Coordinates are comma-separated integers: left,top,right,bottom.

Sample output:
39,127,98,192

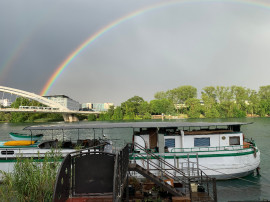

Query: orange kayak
4,140,35,146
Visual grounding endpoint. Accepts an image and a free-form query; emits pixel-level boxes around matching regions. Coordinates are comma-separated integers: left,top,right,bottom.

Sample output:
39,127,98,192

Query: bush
0,150,62,201
88,114,97,121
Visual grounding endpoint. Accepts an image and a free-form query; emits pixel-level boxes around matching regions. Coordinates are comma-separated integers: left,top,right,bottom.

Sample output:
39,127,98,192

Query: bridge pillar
63,114,79,122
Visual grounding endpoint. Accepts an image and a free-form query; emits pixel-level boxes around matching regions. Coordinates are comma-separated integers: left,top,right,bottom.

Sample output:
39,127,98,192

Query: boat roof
23,121,252,130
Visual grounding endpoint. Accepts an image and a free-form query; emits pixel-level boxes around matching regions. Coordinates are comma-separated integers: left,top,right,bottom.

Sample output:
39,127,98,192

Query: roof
23,121,252,130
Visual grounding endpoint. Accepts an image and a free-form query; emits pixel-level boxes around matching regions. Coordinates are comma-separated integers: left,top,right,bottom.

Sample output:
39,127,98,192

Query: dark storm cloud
1,0,270,105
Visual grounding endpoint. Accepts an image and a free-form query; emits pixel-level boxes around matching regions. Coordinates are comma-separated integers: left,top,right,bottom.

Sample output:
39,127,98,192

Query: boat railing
130,143,217,201
170,144,252,153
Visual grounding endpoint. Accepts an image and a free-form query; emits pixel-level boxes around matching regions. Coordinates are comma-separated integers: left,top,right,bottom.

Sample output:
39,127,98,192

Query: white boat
0,125,113,177
0,122,260,181
130,122,260,180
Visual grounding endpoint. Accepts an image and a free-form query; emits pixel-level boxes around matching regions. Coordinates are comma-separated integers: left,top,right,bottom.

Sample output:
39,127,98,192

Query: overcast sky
1,0,270,105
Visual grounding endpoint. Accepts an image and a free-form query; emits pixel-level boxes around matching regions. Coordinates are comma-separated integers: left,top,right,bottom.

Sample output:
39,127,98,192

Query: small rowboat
9,132,43,141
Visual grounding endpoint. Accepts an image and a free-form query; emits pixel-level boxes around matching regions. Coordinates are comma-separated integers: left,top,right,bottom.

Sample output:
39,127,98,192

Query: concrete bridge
0,86,100,122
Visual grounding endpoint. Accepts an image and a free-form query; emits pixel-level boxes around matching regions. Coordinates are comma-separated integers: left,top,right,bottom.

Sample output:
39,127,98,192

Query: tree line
1,85,270,122
92,85,270,121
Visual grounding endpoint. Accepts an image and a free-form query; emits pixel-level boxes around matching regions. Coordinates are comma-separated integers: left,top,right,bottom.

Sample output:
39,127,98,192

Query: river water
0,118,269,201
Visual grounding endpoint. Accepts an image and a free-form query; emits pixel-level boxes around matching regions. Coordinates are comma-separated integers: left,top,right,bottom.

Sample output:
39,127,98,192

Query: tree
185,98,201,118
88,114,97,121
258,85,270,100
150,99,175,115
154,91,167,100
111,106,123,120
169,85,197,104
121,96,144,115
137,101,150,116
202,86,216,101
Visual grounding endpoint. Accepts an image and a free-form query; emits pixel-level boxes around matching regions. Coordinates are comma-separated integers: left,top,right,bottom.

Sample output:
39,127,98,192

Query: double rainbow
40,0,270,96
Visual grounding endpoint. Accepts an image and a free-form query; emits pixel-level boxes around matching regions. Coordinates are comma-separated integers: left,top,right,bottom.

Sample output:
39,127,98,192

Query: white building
43,95,80,111
81,102,114,111
0,99,12,107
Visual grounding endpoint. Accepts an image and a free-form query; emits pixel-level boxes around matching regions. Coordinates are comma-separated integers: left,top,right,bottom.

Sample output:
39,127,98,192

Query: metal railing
170,145,245,153
130,143,217,201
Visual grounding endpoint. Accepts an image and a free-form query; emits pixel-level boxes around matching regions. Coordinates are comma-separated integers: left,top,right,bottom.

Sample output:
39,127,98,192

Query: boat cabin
133,122,249,153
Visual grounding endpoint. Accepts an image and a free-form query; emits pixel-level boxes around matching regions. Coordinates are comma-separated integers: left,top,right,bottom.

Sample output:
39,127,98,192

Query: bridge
0,86,100,122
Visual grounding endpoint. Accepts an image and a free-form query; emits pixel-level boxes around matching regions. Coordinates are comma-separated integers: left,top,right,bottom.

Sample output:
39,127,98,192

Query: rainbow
40,0,270,96
0,7,56,84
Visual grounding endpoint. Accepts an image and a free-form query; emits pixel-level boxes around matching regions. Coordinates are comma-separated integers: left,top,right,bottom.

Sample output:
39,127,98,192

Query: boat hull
9,132,43,141
0,148,74,178
131,148,260,180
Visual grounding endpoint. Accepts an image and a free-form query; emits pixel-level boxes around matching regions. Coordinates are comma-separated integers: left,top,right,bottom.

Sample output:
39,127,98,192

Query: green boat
9,132,43,141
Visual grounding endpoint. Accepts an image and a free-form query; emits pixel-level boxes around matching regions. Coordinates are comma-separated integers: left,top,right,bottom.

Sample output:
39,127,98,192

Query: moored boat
9,132,43,141
131,122,260,180
0,122,260,181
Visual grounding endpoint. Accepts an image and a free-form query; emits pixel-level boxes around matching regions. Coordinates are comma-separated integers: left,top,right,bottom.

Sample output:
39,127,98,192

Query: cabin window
229,136,240,145
165,139,175,148
194,138,210,147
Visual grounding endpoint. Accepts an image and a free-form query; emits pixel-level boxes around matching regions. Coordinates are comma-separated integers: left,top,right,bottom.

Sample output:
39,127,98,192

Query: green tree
138,101,150,116
111,106,123,120
10,112,29,123
150,99,175,115
258,85,270,100
154,91,167,100
185,98,201,118
246,89,259,116
123,104,135,120
168,85,197,104
121,96,144,115
201,86,219,118
88,114,97,121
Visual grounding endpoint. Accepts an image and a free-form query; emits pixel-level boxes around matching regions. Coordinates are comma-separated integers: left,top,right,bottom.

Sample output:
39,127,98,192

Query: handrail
170,143,254,153
66,143,108,156
131,143,190,196
130,142,217,201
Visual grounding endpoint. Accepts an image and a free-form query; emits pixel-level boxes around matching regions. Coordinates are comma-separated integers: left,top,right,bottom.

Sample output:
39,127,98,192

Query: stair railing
130,142,217,201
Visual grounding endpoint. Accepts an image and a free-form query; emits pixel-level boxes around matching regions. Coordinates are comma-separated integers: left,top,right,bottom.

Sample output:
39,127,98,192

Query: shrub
0,150,62,201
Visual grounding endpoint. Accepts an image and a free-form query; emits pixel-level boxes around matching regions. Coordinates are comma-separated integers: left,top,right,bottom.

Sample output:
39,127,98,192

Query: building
0,99,12,107
43,95,80,111
81,103,93,110
81,102,114,112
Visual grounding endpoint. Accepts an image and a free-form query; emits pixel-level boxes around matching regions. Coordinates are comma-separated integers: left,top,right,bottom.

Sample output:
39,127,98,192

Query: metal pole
213,178,217,202
196,153,199,181
94,129,96,151
187,154,190,178
174,154,176,177
126,174,129,202
147,150,149,171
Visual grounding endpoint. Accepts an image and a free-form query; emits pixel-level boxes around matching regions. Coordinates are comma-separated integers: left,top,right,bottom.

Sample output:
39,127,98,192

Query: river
0,117,269,201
